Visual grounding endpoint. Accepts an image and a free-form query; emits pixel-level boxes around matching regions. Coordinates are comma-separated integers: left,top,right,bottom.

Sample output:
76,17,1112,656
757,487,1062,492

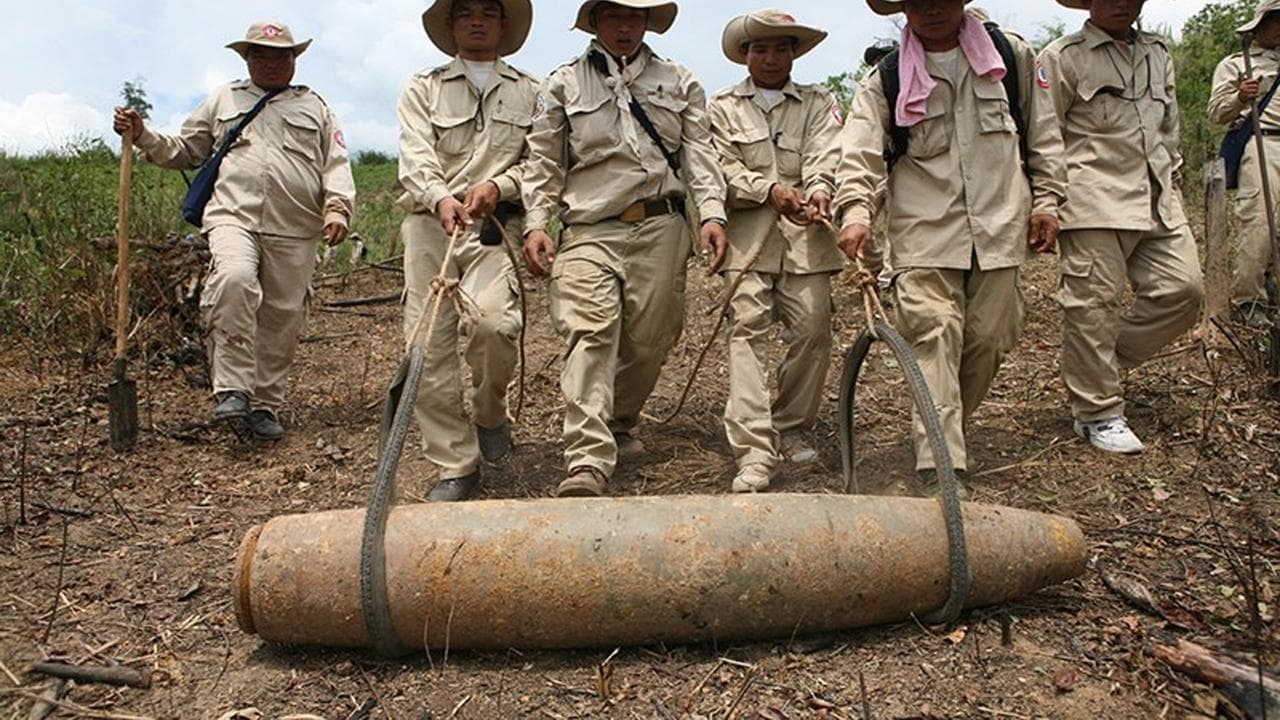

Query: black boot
212,391,250,421
244,409,285,441
428,470,481,502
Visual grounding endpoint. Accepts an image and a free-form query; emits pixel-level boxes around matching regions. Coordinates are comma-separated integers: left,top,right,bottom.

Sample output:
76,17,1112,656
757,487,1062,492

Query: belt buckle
619,203,646,223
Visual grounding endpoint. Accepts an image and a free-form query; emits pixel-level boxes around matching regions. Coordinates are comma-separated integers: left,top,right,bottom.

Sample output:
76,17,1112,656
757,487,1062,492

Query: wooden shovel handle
115,135,133,361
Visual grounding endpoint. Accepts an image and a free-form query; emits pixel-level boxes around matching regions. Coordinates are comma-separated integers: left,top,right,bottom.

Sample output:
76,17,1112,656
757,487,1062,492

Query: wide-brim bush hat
226,21,312,59
867,0,972,16
722,9,827,64
422,0,533,56
574,0,678,35
1239,0,1280,35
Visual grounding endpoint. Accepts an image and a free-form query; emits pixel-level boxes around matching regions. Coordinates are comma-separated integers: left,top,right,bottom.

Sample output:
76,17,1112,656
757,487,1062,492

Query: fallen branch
300,332,359,345
1151,639,1280,719
323,292,402,308
29,661,151,690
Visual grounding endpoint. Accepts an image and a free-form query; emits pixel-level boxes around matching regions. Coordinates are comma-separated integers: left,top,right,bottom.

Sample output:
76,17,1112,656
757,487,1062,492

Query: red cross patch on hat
263,24,283,38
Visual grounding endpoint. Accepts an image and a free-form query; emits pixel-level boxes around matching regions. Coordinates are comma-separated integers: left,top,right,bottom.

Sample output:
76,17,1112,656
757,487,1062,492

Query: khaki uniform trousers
894,266,1023,472
1233,139,1280,304
403,213,521,478
549,214,691,478
202,225,317,413
723,271,834,470
1058,224,1203,422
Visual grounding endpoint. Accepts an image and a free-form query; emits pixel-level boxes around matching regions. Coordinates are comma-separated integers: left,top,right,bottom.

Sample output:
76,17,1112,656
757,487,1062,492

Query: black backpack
878,22,1026,174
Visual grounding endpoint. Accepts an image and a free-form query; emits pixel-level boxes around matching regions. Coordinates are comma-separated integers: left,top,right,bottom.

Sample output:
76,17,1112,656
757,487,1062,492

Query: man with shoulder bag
113,21,355,441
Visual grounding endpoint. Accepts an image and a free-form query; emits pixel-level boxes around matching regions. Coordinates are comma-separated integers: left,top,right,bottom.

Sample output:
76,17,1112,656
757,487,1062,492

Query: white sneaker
1074,417,1145,455
731,463,774,493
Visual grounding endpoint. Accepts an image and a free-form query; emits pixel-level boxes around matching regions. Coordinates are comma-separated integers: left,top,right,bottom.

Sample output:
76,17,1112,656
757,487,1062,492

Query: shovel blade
108,377,139,452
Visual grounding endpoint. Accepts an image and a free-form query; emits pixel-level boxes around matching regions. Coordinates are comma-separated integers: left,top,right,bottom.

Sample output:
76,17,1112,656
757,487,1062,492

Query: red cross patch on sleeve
333,130,346,149
831,102,843,125
1036,62,1050,90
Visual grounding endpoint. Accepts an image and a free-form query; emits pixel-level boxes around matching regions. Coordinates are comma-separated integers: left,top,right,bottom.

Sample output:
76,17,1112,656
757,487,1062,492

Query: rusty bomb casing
234,494,1085,651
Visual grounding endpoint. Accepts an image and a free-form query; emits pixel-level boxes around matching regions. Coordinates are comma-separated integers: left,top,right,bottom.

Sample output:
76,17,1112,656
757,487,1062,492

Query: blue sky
0,0,1209,155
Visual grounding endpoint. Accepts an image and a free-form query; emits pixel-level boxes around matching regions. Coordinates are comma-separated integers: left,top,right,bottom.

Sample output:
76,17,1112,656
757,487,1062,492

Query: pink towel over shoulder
895,16,1007,128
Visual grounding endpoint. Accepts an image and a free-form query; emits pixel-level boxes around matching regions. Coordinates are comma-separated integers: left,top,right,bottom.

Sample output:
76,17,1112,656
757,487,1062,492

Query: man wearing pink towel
834,0,1066,490
1039,0,1203,456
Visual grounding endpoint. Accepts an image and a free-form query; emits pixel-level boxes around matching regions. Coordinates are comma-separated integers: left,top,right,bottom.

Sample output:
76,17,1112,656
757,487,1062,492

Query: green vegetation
1175,0,1257,178
0,142,402,365
0,0,1261,364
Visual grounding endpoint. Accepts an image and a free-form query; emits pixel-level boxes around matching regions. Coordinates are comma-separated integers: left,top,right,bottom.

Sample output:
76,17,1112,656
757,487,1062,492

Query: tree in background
824,72,857,117
120,78,152,121
1175,0,1257,178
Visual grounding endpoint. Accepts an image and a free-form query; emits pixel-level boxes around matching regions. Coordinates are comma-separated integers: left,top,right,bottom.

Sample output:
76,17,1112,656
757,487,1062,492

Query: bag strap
213,87,287,158
984,23,1029,176
587,50,682,178
1258,72,1280,119
182,88,285,190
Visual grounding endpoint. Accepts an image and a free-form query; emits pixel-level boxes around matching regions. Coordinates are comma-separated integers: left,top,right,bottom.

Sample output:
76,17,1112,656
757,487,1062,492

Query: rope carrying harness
357,211,973,657
360,216,529,656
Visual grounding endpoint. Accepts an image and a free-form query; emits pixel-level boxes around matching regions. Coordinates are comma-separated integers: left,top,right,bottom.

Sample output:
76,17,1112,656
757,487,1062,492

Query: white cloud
203,67,233,96
0,93,107,155
0,0,1208,156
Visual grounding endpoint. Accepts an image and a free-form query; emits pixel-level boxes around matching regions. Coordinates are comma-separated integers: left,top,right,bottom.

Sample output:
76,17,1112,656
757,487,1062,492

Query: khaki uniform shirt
1038,22,1187,232
1209,47,1280,130
709,78,843,274
137,81,355,237
523,41,727,231
835,34,1065,271
396,58,540,214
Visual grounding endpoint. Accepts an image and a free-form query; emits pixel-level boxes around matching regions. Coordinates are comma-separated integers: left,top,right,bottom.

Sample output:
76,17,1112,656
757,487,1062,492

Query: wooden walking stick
107,134,138,451
1241,32,1280,380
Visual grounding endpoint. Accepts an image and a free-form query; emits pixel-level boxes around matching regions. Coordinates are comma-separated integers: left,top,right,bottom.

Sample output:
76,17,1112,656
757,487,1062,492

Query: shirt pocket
974,79,1016,135
733,125,773,172
906,101,951,160
565,94,615,166
282,113,323,162
1072,78,1126,134
214,108,251,151
489,104,533,151
644,93,688,150
432,114,475,157
775,133,803,179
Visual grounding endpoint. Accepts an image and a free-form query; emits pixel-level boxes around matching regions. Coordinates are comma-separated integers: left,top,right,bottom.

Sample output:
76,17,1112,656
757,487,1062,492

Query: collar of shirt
1082,19,1139,50
586,39,653,84
438,56,518,84
732,76,802,101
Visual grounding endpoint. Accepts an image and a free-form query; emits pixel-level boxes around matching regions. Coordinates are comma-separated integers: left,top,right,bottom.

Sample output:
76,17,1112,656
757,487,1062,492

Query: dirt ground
2,249,1279,720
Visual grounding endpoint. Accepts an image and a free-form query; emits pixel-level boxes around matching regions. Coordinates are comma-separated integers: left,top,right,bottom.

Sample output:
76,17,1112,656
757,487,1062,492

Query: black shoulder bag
1221,74,1280,190
182,88,285,226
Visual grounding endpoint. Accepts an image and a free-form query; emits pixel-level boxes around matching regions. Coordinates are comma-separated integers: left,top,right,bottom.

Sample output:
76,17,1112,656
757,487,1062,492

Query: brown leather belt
616,196,686,223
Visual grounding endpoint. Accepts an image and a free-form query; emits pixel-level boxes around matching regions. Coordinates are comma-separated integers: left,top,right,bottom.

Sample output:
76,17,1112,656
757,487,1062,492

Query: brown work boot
613,431,645,459
556,466,607,498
